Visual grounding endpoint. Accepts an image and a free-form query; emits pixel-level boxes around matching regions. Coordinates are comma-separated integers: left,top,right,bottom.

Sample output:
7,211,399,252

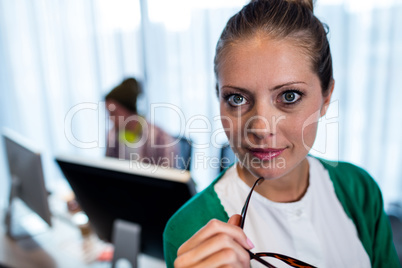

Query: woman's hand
174,214,254,268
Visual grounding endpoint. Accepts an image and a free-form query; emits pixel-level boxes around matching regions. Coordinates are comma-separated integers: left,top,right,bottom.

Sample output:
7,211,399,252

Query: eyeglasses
240,177,317,268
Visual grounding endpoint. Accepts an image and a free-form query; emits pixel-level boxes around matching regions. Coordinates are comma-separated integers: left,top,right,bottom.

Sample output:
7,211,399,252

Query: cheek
294,112,320,152
280,112,319,149
301,122,319,149
221,114,241,144
220,104,238,138
283,97,321,142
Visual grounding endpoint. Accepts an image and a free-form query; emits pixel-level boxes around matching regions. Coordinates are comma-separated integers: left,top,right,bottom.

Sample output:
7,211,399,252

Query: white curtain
0,0,401,208
0,0,145,207
314,0,402,206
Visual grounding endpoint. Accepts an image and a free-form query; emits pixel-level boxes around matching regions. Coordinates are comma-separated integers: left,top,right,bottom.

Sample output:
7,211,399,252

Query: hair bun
249,0,315,12
287,0,314,12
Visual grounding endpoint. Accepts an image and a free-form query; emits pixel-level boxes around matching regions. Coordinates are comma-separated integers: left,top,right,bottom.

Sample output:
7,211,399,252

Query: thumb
228,214,242,227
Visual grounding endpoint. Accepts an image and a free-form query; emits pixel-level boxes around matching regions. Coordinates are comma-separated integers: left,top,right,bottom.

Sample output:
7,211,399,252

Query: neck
237,158,310,203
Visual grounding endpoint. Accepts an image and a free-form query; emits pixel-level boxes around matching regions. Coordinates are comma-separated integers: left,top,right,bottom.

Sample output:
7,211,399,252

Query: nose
247,116,274,140
246,104,284,140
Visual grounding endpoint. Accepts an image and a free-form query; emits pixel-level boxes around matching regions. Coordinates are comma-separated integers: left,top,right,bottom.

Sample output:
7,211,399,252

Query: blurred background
0,0,401,209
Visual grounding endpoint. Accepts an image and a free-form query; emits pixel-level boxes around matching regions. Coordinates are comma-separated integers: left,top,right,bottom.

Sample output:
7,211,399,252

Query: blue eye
228,94,247,106
281,91,302,104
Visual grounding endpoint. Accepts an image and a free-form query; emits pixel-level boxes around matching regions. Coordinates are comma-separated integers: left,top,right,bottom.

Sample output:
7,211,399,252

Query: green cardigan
163,159,400,267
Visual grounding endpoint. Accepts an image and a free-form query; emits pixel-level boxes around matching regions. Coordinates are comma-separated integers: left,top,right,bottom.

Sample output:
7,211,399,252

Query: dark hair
105,78,142,113
214,0,333,96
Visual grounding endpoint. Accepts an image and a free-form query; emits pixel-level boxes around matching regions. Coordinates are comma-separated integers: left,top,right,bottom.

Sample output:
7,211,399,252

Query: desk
0,200,166,268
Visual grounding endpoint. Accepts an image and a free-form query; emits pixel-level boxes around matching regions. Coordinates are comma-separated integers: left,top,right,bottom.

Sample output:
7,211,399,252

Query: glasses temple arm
246,249,277,268
240,177,264,229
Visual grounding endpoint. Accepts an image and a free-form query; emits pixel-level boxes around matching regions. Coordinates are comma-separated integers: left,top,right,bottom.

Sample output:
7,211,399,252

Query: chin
239,155,289,180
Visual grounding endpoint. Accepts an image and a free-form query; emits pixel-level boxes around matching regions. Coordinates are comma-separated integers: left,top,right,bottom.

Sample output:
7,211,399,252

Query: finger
194,248,249,268
177,219,252,256
176,232,250,267
228,215,254,250
228,214,242,227
176,248,248,268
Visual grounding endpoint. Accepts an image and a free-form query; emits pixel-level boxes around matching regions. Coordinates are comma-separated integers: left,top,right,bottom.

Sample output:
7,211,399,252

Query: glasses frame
240,177,317,268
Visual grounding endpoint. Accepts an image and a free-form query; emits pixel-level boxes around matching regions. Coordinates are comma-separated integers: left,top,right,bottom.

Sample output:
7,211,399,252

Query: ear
320,80,335,117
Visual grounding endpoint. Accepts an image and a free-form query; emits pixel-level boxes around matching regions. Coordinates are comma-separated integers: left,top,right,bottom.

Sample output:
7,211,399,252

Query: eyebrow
272,81,306,91
221,81,306,93
220,85,251,94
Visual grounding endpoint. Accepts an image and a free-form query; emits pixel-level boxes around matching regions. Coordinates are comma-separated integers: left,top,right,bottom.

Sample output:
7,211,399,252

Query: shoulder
316,157,378,190
146,119,175,140
163,174,229,265
314,156,383,218
164,176,228,243
315,157,400,267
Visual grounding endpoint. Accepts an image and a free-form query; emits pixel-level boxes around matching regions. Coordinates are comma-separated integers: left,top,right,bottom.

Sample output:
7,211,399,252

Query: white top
214,156,371,268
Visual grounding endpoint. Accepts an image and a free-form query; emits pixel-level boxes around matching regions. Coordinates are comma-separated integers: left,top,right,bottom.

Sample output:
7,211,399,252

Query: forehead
218,37,317,88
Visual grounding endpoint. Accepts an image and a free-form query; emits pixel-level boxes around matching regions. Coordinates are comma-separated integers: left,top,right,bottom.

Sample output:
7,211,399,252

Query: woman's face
218,37,333,181
106,99,132,129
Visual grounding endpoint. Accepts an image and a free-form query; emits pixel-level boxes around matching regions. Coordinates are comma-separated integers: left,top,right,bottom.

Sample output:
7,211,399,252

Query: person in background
163,0,399,267
105,78,178,168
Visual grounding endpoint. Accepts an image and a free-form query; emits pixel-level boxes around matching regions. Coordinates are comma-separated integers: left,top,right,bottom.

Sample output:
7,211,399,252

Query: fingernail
247,238,255,249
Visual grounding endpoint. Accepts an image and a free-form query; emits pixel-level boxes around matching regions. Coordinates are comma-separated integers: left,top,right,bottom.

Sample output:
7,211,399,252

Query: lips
248,148,285,161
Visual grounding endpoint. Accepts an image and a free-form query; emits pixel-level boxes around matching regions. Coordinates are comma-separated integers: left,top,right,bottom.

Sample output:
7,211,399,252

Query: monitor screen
55,155,196,259
2,128,52,237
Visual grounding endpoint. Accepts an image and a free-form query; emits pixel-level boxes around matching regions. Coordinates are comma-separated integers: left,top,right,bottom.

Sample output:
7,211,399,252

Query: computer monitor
2,128,52,238
55,154,196,260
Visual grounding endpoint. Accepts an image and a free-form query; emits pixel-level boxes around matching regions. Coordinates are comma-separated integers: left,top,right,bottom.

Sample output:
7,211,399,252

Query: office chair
174,136,192,171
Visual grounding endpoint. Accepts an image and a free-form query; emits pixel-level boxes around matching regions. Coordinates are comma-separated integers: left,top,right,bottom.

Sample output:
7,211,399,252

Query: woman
164,0,399,267
105,78,178,168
